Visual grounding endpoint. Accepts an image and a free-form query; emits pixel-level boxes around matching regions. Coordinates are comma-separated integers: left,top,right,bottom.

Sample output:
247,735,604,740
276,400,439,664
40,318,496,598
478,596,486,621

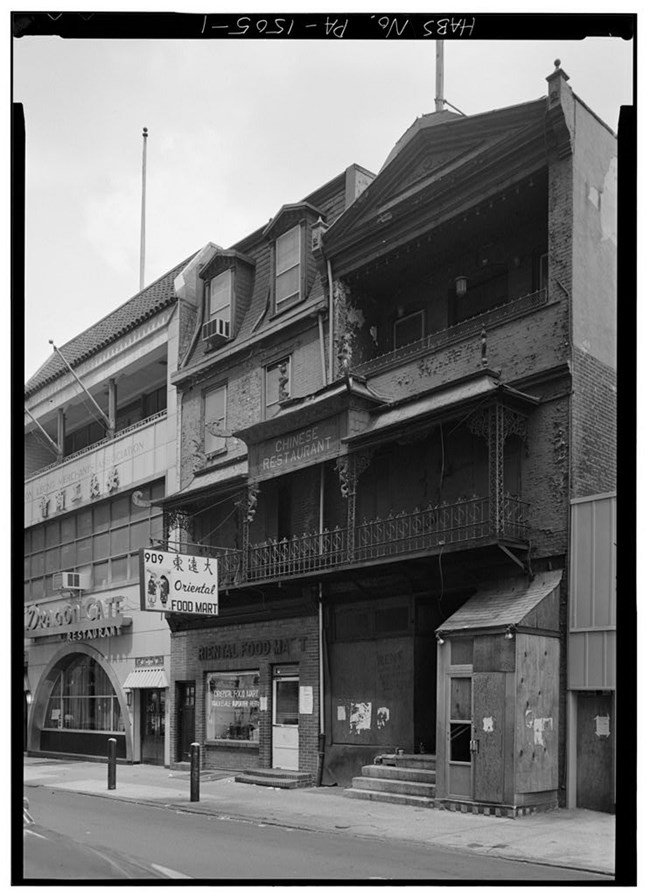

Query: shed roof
438,569,563,635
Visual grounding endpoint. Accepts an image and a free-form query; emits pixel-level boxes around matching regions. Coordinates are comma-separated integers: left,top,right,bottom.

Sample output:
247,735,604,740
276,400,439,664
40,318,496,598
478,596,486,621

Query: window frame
274,224,302,311
203,382,228,457
207,268,233,325
205,669,260,744
23,483,164,601
536,252,549,293
393,310,425,351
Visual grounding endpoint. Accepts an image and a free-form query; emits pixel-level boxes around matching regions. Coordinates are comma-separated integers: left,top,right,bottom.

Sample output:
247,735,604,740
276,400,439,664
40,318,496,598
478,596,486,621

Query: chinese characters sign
139,549,218,615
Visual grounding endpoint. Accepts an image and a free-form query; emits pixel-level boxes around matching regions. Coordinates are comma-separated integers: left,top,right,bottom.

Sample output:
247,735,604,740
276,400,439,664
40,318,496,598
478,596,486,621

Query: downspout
316,463,326,785
317,311,327,388
327,259,334,385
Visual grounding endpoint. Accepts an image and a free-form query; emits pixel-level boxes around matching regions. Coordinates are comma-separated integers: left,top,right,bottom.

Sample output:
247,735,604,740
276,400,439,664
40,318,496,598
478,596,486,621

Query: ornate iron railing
355,497,492,562
166,495,528,590
351,289,548,378
26,410,168,480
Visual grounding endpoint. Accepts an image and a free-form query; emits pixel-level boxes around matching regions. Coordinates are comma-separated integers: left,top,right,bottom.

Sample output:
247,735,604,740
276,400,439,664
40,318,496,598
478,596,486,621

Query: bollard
107,737,117,790
190,742,200,802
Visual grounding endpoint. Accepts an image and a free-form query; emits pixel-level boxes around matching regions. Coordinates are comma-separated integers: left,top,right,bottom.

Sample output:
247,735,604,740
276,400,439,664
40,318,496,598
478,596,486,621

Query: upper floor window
394,310,425,350
204,384,227,456
535,252,549,293
24,481,164,602
265,357,291,419
275,225,301,310
208,269,233,326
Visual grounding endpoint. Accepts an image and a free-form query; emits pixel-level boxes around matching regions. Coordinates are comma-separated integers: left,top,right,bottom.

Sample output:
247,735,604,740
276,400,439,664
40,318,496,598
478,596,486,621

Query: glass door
141,688,165,765
447,675,473,798
272,667,299,770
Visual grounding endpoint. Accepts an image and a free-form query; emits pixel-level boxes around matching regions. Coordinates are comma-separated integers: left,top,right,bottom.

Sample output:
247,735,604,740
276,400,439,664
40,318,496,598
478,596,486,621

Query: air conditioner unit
53,571,90,592
202,317,231,343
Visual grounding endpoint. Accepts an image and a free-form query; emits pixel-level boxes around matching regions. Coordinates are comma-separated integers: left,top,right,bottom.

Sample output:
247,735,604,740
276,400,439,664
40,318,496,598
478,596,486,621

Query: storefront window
44,655,125,732
24,481,164,601
206,671,260,742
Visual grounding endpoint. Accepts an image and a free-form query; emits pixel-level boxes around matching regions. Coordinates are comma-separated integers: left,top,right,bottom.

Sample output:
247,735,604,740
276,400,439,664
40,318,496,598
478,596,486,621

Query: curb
23,782,614,878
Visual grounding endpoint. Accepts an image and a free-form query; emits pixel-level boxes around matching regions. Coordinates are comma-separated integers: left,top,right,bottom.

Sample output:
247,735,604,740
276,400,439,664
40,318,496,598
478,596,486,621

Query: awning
437,569,563,636
156,461,248,508
122,669,169,689
344,372,539,448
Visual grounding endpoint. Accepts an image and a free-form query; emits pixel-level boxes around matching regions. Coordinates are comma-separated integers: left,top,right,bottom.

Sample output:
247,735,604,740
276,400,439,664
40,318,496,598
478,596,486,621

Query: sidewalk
23,756,615,877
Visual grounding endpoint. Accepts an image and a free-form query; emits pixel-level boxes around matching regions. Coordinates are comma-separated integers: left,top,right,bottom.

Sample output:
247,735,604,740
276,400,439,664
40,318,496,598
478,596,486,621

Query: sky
14,7,634,381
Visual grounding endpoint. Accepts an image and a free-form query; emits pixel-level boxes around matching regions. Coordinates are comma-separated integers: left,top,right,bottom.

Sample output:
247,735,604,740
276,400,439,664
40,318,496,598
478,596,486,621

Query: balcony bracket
498,542,532,578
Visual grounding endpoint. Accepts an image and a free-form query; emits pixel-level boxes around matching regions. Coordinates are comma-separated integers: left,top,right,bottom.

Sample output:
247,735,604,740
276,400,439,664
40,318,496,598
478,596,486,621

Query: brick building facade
159,63,615,811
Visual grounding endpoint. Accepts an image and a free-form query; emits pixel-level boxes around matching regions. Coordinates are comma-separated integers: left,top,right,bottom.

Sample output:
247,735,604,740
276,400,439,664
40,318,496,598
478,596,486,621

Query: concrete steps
234,768,312,789
345,754,437,807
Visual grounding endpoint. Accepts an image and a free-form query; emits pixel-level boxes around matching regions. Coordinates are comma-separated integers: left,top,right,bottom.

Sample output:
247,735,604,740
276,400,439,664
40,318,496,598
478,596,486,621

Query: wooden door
473,672,506,803
177,682,196,762
447,674,473,798
576,692,615,813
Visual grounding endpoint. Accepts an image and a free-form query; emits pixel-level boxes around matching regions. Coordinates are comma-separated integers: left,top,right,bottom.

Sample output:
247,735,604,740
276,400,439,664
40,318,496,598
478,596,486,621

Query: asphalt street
22,787,606,883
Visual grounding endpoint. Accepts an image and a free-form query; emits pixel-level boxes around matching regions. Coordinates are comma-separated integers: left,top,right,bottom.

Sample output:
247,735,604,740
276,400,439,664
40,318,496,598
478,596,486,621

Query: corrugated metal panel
570,496,616,630
123,669,169,689
568,495,616,690
568,631,616,690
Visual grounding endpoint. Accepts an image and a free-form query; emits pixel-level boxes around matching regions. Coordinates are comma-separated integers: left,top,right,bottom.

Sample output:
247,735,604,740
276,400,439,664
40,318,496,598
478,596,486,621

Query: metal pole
190,742,200,802
140,127,148,291
48,341,111,429
435,40,445,112
107,738,117,790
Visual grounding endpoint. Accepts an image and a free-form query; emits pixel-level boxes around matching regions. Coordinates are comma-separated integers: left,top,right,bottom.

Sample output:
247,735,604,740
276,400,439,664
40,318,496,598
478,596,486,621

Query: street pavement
23,756,616,877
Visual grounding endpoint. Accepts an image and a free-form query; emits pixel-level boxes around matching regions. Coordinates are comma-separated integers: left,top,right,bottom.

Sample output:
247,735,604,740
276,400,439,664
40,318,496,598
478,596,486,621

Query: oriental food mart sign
140,549,218,615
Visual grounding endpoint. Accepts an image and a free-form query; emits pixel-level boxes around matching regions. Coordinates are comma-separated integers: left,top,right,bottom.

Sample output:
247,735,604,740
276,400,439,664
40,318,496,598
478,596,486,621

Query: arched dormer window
263,202,325,315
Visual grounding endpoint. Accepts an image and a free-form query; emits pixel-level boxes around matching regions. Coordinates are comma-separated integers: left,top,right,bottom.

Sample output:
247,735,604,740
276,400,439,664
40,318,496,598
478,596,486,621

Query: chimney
546,58,570,108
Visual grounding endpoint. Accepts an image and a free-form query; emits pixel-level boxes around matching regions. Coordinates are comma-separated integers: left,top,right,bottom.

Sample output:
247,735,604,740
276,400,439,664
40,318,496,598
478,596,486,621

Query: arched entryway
28,643,133,761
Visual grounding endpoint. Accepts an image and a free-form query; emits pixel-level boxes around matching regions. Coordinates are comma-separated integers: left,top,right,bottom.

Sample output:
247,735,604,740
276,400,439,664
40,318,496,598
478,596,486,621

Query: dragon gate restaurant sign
25,596,131,640
140,549,219,615
249,417,341,482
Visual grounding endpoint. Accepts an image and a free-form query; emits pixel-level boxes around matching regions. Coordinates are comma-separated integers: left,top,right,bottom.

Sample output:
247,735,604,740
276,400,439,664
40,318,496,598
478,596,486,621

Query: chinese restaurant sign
140,549,218,615
249,417,341,482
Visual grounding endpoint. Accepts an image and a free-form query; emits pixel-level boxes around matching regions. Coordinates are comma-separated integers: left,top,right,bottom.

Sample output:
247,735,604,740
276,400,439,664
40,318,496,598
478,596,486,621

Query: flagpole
140,127,148,292
435,41,444,112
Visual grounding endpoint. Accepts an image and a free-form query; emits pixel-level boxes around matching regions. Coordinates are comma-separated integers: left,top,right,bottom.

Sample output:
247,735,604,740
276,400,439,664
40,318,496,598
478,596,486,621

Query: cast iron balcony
172,494,528,591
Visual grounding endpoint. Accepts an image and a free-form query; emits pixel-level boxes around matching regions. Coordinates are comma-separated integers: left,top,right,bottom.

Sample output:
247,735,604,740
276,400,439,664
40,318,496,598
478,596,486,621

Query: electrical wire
198,505,239,543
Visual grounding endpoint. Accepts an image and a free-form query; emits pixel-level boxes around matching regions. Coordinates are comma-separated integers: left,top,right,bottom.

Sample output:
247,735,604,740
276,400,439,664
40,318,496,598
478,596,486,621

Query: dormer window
209,269,232,326
275,225,301,310
199,249,255,349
